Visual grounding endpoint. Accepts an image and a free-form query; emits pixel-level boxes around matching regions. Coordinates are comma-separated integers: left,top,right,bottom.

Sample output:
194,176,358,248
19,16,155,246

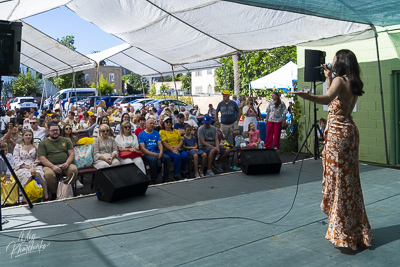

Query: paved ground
1,158,399,266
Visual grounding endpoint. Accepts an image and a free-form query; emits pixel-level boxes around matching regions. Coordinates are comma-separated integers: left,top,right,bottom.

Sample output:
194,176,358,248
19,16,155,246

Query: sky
24,6,124,56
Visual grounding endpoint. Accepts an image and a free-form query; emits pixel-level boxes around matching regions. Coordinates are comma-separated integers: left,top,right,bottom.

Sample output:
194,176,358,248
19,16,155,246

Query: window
109,73,115,82
84,74,90,82
195,71,202,77
207,85,213,94
195,86,202,94
207,69,212,75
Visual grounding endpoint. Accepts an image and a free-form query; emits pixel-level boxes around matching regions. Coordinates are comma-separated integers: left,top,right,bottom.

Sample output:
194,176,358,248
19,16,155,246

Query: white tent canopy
20,21,96,78
1,0,374,69
250,61,298,91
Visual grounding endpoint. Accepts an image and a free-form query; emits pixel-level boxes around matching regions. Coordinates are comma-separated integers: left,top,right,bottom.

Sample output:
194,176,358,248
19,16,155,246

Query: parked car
46,88,98,108
60,96,87,108
78,96,102,110
149,98,193,111
10,97,38,111
95,96,121,108
123,98,155,110
114,94,145,108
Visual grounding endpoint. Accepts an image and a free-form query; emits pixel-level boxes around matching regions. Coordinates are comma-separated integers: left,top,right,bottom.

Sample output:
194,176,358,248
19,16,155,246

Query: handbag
56,173,74,200
119,148,142,159
74,144,94,169
25,178,44,202
1,174,18,205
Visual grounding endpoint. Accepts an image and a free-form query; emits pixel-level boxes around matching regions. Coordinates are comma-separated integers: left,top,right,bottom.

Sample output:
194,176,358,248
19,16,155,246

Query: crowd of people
0,91,291,202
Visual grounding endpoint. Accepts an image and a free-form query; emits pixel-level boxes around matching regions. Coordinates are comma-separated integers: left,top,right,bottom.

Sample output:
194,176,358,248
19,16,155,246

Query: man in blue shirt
215,90,241,142
173,113,187,135
139,118,170,184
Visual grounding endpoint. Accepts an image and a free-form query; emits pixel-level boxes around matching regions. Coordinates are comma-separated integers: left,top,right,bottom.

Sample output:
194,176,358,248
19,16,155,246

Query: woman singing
290,49,373,250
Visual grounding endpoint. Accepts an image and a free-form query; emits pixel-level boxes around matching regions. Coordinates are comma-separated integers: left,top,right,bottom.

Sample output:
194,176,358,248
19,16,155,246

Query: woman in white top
80,112,91,130
96,100,107,118
242,96,259,134
115,121,146,174
114,113,135,135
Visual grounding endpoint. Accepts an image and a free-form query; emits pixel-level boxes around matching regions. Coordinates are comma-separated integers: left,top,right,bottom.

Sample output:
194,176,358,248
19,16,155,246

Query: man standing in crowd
198,115,231,176
215,90,241,142
38,121,79,199
232,95,240,106
139,118,170,184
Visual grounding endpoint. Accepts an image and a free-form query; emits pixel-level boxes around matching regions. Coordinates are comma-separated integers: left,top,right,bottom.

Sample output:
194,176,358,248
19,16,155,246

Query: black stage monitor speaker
94,163,150,202
0,21,22,77
304,49,326,82
241,149,282,175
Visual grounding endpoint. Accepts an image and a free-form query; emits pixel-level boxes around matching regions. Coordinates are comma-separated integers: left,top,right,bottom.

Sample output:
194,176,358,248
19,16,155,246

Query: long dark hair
333,49,364,96
272,92,281,108
61,123,76,145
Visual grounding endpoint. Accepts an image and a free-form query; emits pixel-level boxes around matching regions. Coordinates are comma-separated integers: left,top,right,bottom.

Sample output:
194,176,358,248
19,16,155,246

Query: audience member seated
93,116,115,138
198,115,231,176
183,111,197,128
106,107,116,123
318,118,327,141
173,113,187,135
13,129,49,201
72,115,82,132
92,124,121,169
247,122,264,149
160,116,189,180
61,123,79,146
51,114,62,126
191,105,201,116
29,118,48,143
3,122,22,155
63,111,75,126
138,118,170,184
115,121,146,174
183,125,207,178
80,112,91,130
114,113,135,135
38,122,78,199
134,116,146,137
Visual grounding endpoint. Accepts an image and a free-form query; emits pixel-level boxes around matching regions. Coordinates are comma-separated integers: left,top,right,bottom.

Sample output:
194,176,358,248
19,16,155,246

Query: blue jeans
164,150,189,175
142,153,171,182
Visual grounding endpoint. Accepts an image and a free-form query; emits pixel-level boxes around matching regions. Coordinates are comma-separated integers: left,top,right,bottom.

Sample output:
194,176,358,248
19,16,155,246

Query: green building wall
297,28,400,165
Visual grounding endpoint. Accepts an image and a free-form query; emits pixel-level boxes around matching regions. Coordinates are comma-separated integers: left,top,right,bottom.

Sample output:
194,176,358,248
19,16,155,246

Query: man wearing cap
173,113,187,135
198,115,231,175
215,90,241,142
207,104,216,119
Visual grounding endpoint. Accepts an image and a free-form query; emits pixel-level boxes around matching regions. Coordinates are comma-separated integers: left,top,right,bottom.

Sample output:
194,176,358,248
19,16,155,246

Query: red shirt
135,126,146,137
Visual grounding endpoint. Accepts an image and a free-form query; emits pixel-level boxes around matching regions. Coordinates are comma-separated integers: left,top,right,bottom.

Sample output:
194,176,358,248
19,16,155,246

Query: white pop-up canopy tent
250,61,298,92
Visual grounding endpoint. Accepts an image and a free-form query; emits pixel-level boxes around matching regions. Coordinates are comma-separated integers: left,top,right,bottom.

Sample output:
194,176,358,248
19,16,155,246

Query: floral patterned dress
13,144,45,187
321,96,373,250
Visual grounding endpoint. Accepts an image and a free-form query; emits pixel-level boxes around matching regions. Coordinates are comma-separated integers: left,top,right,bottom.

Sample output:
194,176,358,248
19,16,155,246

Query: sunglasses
124,126,131,129
164,121,172,124
65,127,72,130
100,130,110,133
30,122,37,124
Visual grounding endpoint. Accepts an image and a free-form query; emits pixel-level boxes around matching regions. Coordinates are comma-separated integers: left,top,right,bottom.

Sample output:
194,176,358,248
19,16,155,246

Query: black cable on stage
0,158,306,243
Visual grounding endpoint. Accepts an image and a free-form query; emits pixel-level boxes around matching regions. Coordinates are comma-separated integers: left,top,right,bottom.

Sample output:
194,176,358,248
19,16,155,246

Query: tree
175,73,191,93
215,46,297,96
11,69,42,96
122,73,149,94
91,74,114,95
1,81,13,103
48,35,87,89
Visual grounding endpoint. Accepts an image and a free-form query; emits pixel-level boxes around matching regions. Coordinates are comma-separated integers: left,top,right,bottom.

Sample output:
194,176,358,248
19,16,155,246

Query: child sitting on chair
183,125,207,178
213,121,227,146
0,142,14,182
247,122,264,149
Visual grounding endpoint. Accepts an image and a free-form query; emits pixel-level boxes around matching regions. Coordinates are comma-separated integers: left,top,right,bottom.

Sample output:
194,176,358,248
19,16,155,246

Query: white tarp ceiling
0,0,375,76
20,21,95,78
87,43,222,77
250,61,298,91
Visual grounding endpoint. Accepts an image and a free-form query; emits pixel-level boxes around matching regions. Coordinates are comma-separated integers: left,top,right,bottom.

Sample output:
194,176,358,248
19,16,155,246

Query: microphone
314,63,332,70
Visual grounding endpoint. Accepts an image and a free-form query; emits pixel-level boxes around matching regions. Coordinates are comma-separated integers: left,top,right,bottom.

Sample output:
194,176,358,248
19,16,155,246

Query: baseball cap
177,113,185,119
202,115,211,124
222,90,231,95
209,104,213,107
163,116,172,122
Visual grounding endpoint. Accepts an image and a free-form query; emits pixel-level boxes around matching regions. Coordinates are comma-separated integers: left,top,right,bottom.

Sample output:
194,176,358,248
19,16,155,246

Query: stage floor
1,158,399,266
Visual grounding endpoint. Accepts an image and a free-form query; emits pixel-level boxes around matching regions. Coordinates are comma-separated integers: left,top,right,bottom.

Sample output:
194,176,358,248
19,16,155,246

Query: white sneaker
206,170,215,177
75,180,84,189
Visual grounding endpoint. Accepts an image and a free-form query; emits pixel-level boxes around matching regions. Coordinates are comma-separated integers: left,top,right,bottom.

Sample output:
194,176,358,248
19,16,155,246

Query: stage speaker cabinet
241,149,282,175
304,49,326,82
94,163,150,202
0,21,22,77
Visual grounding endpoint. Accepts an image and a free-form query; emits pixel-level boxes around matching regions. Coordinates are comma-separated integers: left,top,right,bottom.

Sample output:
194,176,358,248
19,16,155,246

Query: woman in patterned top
265,92,286,149
290,49,373,251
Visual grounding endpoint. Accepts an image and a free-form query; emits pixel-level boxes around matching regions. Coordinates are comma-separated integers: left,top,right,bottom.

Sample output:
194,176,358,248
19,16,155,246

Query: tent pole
223,64,229,91
242,52,252,97
372,25,389,165
40,80,46,110
171,65,179,100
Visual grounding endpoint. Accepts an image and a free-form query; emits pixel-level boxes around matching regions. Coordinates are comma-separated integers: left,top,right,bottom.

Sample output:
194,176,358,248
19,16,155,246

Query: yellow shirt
160,129,182,148
108,115,115,123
